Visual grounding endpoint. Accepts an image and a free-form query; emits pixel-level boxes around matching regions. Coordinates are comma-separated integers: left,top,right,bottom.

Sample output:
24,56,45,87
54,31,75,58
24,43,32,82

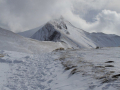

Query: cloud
68,9,120,35
90,10,120,34
0,0,120,36
72,0,110,16
106,0,120,12
0,0,72,32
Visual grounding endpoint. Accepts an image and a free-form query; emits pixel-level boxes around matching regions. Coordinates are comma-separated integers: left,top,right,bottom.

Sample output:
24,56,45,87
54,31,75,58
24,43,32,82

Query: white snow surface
30,17,120,49
0,47,120,90
1,17,120,90
0,27,69,53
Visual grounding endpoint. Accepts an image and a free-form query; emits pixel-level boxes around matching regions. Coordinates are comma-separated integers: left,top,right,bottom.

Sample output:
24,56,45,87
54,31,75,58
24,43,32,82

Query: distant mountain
18,25,43,38
0,27,68,53
29,17,120,48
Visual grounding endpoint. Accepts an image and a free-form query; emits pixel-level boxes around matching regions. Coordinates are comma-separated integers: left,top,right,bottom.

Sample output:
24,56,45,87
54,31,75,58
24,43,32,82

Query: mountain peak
30,17,120,49
59,15,64,19
59,15,65,20
50,16,67,24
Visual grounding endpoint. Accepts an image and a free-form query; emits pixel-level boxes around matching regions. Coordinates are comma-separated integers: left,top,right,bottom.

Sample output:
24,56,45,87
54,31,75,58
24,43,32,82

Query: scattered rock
98,76,106,79
71,68,77,75
53,47,64,51
0,54,4,58
66,31,70,35
57,25,62,29
101,78,113,84
110,71,115,73
112,74,120,78
95,66,104,68
105,65,114,67
96,46,100,49
65,66,77,70
105,61,114,63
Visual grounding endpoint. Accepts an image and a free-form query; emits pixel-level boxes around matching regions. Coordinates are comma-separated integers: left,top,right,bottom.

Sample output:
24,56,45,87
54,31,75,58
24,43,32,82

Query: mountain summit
31,17,95,49
30,17,120,49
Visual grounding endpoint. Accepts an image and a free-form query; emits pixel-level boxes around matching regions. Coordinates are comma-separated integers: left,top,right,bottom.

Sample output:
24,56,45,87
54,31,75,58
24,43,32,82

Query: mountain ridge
29,17,120,48
0,27,68,53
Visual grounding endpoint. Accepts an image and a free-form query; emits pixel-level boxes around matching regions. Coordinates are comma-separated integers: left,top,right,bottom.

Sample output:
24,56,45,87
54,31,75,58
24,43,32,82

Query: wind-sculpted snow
54,47,120,90
0,50,64,90
0,47,120,90
31,17,120,49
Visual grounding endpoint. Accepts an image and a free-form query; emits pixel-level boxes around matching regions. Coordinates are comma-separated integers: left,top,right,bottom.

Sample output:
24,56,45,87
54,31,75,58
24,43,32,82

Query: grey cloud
72,0,110,22
92,10,120,34
64,9,120,35
0,0,71,32
0,0,120,36
78,10,120,35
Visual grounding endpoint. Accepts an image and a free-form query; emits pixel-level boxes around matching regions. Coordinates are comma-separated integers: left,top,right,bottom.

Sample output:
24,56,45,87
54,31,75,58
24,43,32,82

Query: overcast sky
0,0,120,35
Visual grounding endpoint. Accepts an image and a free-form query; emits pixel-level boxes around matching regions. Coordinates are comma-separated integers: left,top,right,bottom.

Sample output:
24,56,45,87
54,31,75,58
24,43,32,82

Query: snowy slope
30,17,120,49
87,32,120,47
0,47,120,90
0,27,69,53
54,47,120,90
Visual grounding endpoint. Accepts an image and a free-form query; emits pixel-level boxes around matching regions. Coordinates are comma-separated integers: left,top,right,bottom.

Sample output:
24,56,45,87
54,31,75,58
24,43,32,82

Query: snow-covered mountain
1,17,120,90
18,25,43,38
29,17,120,49
0,27,68,53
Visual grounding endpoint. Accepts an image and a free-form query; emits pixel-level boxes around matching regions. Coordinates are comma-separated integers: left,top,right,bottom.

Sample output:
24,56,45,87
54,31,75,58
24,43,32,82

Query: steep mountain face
31,17,95,49
0,27,68,53
31,23,61,41
31,17,120,48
